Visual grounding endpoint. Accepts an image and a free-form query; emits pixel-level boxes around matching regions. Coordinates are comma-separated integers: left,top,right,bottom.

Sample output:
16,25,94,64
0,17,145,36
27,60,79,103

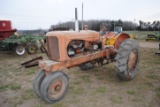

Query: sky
0,0,160,30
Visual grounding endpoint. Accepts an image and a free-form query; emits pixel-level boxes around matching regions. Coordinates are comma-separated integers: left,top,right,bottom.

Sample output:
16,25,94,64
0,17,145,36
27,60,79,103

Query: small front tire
33,69,46,97
40,71,69,103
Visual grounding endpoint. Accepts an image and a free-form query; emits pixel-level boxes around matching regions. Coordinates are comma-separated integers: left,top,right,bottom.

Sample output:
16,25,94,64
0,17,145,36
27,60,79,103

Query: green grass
92,67,100,72
9,83,21,90
95,86,106,93
0,84,9,92
79,75,91,82
22,89,35,100
146,74,159,80
127,90,136,95
124,31,158,40
26,69,36,75
51,103,63,107
32,105,44,107
137,85,146,90
110,96,123,104
70,86,84,94
155,87,160,99
97,76,105,80
73,80,81,85
0,83,21,91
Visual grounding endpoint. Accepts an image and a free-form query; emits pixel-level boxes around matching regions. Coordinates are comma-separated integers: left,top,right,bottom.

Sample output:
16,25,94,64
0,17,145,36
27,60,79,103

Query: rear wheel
40,71,69,103
115,38,140,80
27,44,38,54
15,45,25,55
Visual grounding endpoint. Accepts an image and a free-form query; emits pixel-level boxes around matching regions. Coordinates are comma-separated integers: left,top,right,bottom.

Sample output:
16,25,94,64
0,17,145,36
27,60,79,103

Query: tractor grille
47,36,60,60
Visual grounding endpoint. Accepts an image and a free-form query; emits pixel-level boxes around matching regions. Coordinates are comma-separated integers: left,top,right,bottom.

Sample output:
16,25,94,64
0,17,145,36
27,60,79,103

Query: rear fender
114,33,130,49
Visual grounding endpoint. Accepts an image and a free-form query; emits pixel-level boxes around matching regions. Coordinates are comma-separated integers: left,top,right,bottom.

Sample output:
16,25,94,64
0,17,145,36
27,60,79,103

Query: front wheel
40,71,69,103
33,69,46,97
115,38,140,80
15,45,26,55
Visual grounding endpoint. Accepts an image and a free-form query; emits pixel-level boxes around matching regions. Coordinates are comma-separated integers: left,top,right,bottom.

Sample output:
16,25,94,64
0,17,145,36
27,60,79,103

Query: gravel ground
139,41,159,49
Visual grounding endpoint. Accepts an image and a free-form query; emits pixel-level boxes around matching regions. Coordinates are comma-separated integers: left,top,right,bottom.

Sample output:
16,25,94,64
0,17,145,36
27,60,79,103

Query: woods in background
50,19,160,31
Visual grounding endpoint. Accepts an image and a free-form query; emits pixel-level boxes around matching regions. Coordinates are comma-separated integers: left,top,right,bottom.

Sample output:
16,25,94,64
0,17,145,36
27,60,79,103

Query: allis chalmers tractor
33,30,140,103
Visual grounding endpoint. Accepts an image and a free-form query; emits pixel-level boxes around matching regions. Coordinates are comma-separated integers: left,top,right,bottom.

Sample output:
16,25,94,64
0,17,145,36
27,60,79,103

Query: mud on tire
115,38,140,80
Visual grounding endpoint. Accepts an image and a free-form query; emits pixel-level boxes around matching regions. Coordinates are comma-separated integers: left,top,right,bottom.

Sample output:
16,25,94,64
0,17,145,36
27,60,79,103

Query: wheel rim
16,45,25,55
128,49,138,73
48,79,65,99
29,45,36,53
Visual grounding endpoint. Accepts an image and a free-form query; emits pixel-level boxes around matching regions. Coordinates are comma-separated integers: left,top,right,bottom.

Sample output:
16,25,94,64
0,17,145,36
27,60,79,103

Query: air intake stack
75,8,79,32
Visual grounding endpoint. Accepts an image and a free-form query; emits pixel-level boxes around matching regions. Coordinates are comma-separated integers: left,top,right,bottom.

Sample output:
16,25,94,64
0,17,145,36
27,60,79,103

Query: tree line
50,19,160,31
138,20,160,31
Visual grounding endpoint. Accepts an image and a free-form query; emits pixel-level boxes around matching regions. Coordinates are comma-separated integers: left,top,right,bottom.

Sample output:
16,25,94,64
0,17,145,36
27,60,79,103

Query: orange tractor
33,30,140,103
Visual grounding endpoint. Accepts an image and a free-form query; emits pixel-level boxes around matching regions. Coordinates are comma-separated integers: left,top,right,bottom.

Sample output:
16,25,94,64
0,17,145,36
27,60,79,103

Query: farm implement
0,34,46,55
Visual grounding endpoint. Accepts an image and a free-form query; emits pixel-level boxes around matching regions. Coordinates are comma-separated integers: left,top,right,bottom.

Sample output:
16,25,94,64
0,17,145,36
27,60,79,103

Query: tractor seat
103,32,115,38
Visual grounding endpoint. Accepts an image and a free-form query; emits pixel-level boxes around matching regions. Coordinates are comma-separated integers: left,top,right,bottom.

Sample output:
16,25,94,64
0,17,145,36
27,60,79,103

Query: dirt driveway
139,41,159,49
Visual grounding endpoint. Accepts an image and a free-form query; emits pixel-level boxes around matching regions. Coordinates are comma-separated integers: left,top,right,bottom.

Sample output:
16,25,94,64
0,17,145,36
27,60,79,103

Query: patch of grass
137,85,146,90
97,76,105,80
9,83,21,91
145,82,154,87
51,103,63,107
79,75,91,82
132,97,142,102
32,105,44,107
94,72,100,76
22,89,35,100
92,67,100,72
95,86,106,93
110,96,123,104
12,98,24,107
127,90,136,95
155,87,160,99
146,74,159,79
66,95,80,104
0,84,9,92
70,86,84,94
26,70,36,75
73,81,81,85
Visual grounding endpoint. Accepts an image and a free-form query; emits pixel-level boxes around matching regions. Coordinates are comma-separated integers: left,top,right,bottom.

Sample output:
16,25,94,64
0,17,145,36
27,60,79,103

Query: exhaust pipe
75,8,79,32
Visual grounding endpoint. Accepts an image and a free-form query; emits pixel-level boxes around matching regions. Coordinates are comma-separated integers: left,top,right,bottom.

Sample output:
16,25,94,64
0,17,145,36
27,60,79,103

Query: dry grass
0,45,160,107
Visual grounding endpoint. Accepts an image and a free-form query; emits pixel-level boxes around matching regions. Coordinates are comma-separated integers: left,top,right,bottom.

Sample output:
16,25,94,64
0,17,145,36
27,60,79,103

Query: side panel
47,36,60,60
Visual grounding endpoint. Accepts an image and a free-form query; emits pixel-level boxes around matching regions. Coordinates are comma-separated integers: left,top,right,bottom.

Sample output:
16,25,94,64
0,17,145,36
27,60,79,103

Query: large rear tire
115,38,140,80
40,71,69,103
